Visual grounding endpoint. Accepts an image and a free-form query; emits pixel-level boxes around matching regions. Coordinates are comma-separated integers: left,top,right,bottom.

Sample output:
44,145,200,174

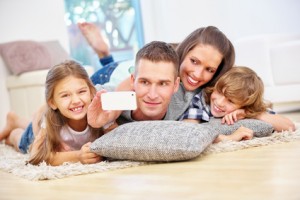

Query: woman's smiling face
179,44,223,91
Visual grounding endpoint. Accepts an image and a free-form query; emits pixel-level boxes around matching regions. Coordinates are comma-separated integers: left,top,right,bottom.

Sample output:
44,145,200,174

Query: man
87,41,180,128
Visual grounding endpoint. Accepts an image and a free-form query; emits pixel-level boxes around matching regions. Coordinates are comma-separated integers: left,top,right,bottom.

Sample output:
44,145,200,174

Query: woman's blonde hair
205,66,267,118
29,60,103,165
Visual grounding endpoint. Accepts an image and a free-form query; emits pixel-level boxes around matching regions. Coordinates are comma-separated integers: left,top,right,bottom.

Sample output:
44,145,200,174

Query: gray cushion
90,121,219,162
90,119,274,162
208,118,274,137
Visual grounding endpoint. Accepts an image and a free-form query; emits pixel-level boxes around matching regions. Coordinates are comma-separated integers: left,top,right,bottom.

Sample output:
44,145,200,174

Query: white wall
0,0,69,52
140,0,300,43
0,0,299,56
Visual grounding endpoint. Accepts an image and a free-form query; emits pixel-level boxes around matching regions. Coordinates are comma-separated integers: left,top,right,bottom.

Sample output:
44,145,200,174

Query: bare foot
0,112,30,141
0,112,18,141
78,22,110,58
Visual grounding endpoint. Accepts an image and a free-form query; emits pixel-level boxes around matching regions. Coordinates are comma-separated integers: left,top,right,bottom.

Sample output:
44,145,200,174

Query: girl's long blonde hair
29,60,103,165
205,66,267,118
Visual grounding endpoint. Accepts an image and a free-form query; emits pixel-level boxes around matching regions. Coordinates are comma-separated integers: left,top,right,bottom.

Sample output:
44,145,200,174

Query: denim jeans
18,122,34,154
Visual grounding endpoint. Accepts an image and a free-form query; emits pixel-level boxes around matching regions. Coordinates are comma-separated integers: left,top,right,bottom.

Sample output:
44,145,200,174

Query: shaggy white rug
0,124,299,181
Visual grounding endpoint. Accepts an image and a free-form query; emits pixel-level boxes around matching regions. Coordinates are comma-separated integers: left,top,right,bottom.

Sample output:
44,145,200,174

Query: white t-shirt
59,125,94,151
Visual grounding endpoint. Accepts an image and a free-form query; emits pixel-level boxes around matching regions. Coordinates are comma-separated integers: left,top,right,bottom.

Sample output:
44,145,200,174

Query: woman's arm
255,112,296,132
115,76,132,91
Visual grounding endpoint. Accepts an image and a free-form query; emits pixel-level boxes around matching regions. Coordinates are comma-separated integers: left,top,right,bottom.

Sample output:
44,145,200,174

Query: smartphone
101,91,137,110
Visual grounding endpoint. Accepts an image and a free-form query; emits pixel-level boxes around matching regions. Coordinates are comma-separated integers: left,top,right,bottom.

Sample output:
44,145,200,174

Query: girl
181,66,296,142
0,60,104,166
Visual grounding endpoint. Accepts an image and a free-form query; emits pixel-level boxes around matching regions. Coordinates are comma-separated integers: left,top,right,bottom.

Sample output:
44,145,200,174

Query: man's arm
88,77,133,128
87,90,122,128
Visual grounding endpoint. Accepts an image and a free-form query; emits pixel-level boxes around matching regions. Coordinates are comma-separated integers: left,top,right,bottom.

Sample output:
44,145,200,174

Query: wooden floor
1,111,300,200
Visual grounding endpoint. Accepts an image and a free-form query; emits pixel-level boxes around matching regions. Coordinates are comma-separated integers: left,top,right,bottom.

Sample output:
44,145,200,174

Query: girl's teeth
72,107,82,111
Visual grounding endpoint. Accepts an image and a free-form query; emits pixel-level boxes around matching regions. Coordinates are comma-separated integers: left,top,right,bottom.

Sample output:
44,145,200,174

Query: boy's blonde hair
205,66,267,117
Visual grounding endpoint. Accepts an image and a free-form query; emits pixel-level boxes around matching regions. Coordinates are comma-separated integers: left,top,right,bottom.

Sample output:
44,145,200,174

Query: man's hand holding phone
87,90,111,128
87,90,137,128
101,91,137,110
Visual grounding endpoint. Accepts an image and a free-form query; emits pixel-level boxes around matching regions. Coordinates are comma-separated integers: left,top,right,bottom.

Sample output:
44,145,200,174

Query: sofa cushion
270,40,300,85
0,40,69,75
234,33,300,87
234,36,274,86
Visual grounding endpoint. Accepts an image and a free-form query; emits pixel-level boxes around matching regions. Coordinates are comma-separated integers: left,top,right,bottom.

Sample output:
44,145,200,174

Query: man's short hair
135,41,179,78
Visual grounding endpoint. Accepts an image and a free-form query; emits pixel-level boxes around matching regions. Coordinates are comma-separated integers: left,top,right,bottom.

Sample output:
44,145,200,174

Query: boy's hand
214,126,253,143
227,126,254,141
221,109,246,125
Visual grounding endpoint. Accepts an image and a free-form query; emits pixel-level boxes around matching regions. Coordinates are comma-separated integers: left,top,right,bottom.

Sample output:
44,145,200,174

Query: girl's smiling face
49,76,92,126
179,44,223,91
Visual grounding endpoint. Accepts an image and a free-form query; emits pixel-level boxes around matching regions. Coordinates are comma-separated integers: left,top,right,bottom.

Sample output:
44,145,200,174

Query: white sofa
234,33,300,113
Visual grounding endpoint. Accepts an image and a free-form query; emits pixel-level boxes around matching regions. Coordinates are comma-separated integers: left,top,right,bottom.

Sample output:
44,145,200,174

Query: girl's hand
221,109,246,125
87,90,111,128
79,142,102,164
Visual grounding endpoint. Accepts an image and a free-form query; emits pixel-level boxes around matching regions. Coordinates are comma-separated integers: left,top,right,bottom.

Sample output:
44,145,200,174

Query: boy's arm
255,112,296,132
182,119,201,124
213,126,253,143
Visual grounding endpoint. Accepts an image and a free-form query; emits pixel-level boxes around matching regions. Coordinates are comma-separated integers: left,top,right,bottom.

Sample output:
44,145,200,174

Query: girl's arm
255,112,296,132
29,130,102,166
48,142,102,166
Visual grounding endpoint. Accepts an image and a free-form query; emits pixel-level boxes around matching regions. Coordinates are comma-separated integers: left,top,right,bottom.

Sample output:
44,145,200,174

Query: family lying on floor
0,22,296,166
